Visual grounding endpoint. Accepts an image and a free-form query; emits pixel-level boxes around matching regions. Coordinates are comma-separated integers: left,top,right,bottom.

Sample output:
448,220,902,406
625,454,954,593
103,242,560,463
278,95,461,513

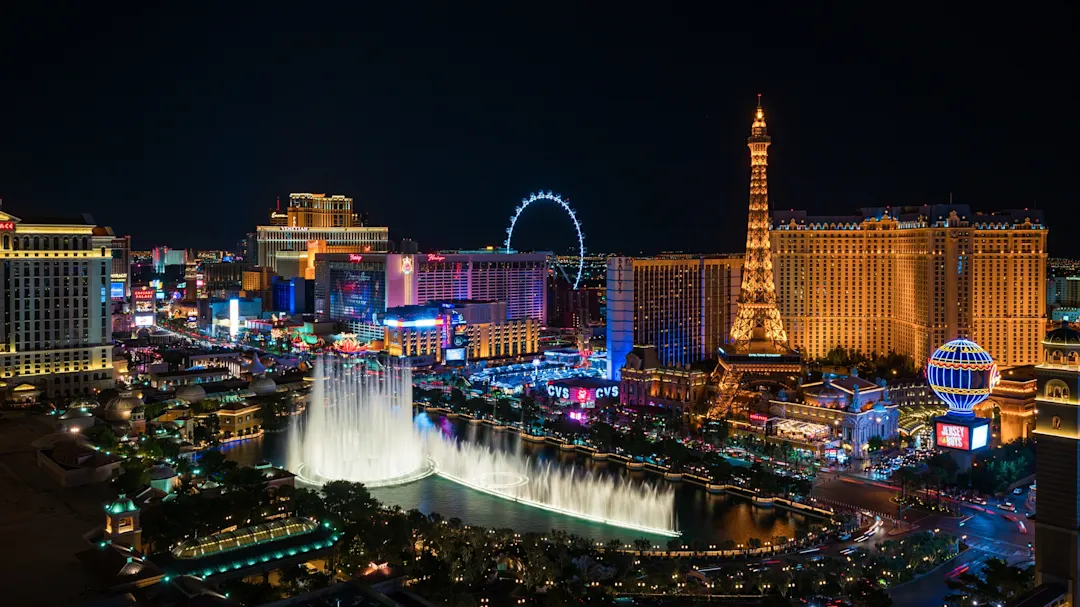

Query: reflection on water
222,414,810,543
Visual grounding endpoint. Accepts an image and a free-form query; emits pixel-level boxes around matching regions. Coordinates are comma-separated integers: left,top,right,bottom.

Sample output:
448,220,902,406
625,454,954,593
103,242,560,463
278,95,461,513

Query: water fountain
428,437,677,536
288,355,679,536
288,357,434,487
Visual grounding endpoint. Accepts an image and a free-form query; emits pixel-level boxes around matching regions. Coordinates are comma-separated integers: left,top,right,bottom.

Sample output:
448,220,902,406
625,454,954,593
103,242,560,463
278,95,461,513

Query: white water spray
287,355,678,536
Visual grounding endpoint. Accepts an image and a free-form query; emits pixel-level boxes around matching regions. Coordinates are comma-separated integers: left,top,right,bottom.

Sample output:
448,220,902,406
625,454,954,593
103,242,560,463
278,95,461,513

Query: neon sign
401,256,414,275
0,221,14,231
133,289,155,300
546,384,618,403
547,385,570,400
935,422,969,450
595,386,619,399
384,317,443,328
348,254,364,262
749,413,769,424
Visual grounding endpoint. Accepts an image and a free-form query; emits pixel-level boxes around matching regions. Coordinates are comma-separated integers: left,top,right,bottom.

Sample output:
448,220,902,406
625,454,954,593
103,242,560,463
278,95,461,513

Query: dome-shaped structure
244,354,268,375
1045,321,1080,346
149,464,178,481
59,407,95,420
136,327,151,338
103,390,144,421
926,338,999,415
70,395,101,409
106,494,138,514
248,375,277,396
31,432,89,450
174,384,206,404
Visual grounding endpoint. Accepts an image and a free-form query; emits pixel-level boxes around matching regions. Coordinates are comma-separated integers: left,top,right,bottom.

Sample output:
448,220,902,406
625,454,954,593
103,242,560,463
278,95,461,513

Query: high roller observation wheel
504,191,585,289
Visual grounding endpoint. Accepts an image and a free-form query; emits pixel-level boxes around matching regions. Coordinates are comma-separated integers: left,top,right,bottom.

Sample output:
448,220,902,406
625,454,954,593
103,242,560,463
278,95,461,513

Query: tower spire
730,97,789,350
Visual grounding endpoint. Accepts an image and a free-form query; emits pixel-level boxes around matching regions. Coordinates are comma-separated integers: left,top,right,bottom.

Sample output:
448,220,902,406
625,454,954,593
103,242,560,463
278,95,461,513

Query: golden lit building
463,317,539,360
606,254,742,379
620,345,709,414
282,193,357,227
256,193,389,277
1032,323,1080,605
383,300,539,364
217,400,262,441
0,210,115,401
977,364,1036,444
772,205,1047,367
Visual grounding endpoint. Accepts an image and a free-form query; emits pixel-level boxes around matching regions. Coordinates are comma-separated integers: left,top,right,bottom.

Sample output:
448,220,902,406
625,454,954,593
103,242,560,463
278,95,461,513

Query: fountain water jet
287,357,434,487
427,437,678,536
288,355,679,536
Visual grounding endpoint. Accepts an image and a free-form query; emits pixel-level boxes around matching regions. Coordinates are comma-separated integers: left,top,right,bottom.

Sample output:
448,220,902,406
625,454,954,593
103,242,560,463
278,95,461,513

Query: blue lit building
270,276,312,315
315,252,547,344
605,255,743,380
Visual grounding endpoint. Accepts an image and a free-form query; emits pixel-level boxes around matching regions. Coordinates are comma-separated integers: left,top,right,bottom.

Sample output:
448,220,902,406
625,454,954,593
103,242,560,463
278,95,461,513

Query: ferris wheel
504,191,585,289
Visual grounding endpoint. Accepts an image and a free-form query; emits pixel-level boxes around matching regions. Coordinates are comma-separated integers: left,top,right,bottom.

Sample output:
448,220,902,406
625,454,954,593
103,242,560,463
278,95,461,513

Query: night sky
2,5,1075,255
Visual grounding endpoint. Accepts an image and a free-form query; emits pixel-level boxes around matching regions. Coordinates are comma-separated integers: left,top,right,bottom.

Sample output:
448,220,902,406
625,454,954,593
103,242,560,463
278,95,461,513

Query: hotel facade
314,252,548,342
606,254,742,379
256,193,389,277
771,205,1047,367
0,210,115,401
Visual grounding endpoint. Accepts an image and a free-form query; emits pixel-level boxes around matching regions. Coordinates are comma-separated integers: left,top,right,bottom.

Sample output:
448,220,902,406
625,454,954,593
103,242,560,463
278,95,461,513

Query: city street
812,474,1034,606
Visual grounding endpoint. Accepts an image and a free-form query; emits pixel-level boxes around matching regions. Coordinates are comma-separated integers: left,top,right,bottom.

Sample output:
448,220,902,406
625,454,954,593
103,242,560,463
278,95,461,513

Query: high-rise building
605,254,743,380
1048,275,1080,308
269,197,288,227
96,229,131,336
98,230,131,300
1032,323,1080,605
202,261,253,300
282,193,357,227
151,246,167,274
0,210,114,401
315,252,548,342
383,300,539,364
256,193,389,276
771,205,1047,366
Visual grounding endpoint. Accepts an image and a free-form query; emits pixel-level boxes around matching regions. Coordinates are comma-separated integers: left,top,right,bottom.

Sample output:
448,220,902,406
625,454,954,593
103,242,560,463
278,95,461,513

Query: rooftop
773,205,1045,230
7,212,98,226
151,518,339,578
998,365,1037,383
151,367,231,379
218,400,260,413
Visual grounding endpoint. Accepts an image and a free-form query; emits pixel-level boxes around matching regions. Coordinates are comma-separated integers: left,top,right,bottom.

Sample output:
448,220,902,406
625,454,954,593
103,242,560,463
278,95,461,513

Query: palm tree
944,558,1034,606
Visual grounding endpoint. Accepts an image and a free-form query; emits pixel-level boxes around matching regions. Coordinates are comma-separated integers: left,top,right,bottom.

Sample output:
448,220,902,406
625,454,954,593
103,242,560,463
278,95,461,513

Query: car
1012,487,1024,495
998,502,1016,512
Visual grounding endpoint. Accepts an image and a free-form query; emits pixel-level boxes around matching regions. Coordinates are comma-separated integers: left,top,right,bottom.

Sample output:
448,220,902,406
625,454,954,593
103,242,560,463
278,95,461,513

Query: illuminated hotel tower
1033,323,1080,604
729,96,789,351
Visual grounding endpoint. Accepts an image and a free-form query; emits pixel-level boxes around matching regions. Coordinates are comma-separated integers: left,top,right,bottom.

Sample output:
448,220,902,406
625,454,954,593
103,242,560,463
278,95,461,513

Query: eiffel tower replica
711,97,802,417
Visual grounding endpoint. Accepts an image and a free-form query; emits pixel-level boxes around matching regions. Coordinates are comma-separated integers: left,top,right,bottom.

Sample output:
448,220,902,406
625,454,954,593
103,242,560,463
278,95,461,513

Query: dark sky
2,5,1076,255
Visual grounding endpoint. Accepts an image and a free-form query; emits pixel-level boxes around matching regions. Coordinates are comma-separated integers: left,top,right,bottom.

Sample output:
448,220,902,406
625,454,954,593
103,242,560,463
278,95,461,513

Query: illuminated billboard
445,348,466,362
329,267,385,324
134,315,154,327
934,417,990,452
110,282,126,300
936,422,970,450
971,424,989,450
749,412,770,425
546,383,619,408
229,298,239,340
